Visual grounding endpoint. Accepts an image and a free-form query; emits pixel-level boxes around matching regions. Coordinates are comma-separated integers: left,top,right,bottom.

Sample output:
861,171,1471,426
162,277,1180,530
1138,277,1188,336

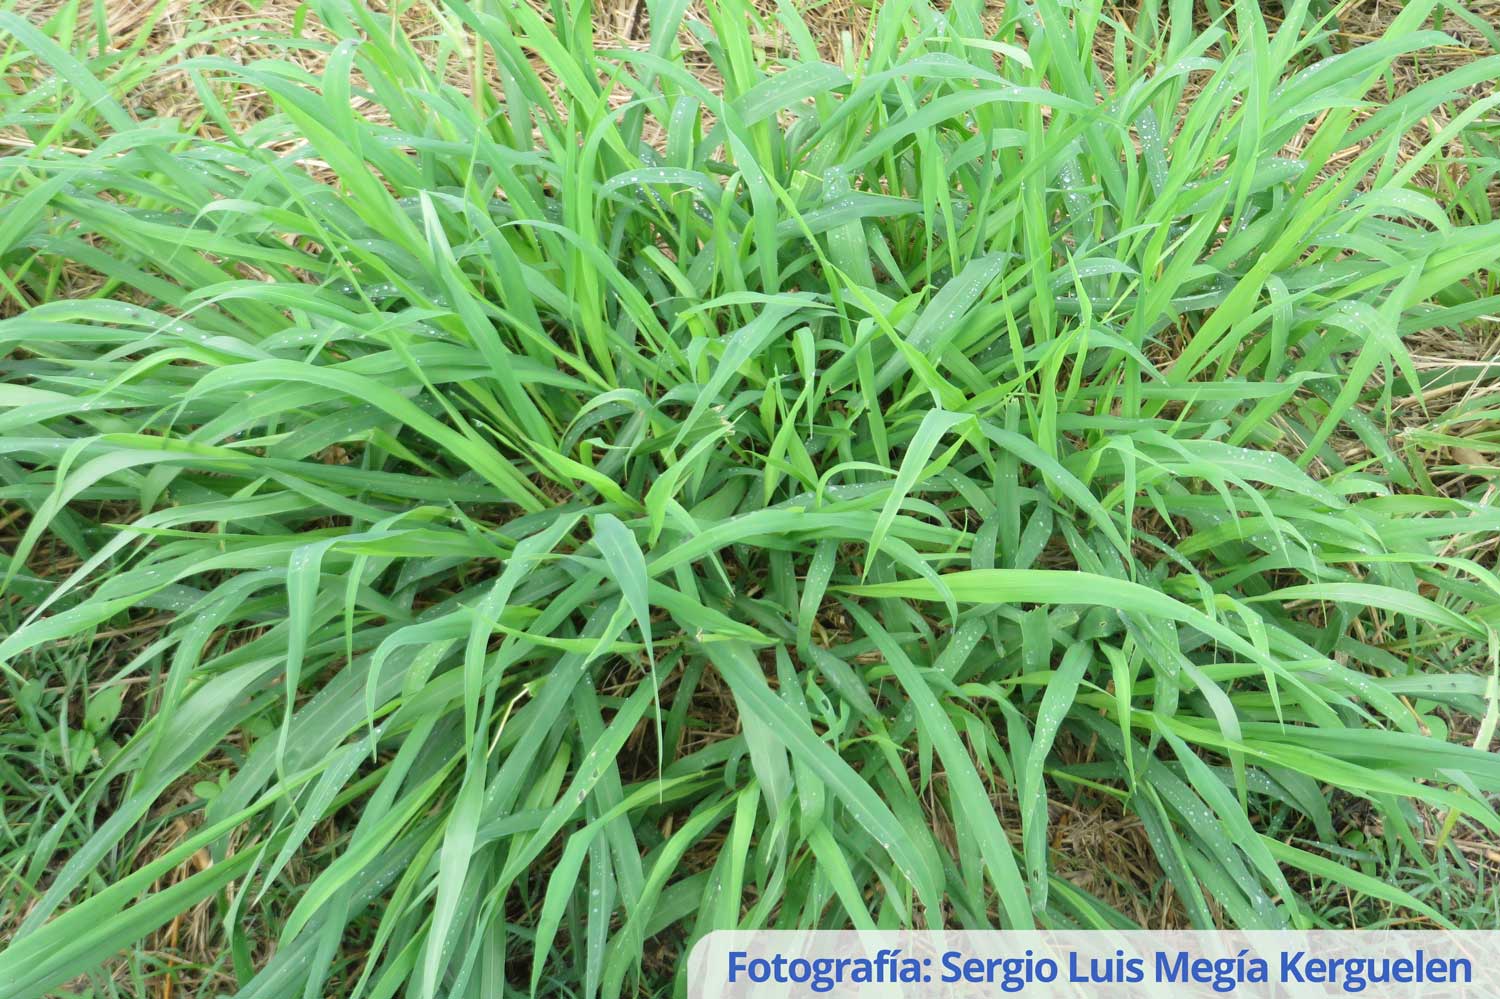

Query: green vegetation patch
2,0,1499,995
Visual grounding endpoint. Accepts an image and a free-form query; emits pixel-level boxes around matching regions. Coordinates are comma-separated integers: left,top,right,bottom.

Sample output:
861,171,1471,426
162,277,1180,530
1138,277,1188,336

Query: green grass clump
2,0,1500,994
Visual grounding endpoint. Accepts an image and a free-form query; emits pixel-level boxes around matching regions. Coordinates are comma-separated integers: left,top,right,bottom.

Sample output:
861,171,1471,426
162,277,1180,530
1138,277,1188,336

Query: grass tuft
2,0,1499,995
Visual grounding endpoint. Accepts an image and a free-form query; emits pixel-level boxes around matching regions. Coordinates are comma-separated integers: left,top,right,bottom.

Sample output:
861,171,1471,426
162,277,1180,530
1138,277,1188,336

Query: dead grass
15,0,1497,125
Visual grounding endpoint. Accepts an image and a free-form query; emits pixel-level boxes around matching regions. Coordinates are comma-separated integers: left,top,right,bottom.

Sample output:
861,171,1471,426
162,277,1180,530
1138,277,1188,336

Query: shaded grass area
2,0,1500,996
